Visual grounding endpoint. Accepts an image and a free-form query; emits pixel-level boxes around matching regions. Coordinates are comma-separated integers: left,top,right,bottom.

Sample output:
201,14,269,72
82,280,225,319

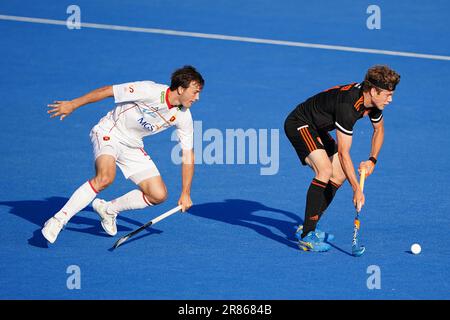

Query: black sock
318,181,341,219
302,178,327,238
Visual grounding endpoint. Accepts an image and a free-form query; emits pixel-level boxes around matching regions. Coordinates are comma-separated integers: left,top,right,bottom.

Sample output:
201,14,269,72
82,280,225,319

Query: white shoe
92,198,117,236
42,217,64,244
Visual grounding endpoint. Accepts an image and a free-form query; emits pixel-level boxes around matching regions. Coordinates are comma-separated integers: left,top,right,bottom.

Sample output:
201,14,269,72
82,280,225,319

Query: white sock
54,181,98,224
107,189,151,215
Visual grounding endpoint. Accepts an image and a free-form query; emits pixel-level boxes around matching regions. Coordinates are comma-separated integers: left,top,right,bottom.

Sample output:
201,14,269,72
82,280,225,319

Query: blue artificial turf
0,0,449,299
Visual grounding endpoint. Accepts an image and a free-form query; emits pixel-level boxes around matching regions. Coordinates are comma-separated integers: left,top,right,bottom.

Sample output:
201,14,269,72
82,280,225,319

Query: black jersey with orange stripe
292,82,383,136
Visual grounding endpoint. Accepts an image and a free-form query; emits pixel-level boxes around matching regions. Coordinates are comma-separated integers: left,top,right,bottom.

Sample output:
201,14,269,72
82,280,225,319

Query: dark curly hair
362,65,400,92
170,65,204,91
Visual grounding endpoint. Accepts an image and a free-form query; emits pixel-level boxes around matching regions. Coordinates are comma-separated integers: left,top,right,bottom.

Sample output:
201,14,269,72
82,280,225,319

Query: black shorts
284,112,338,165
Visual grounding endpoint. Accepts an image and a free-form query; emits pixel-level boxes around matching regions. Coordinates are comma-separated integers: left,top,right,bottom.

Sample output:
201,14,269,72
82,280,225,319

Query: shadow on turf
327,243,357,257
0,197,148,248
188,199,303,250
107,228,164,252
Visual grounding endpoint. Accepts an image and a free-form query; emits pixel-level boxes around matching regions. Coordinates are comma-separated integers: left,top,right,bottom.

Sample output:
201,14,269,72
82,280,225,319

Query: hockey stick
352,168,366,257
112,205,182,249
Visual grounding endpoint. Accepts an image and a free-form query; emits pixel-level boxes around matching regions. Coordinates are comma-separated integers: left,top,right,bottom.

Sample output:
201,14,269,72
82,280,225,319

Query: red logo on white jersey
103,136,110,141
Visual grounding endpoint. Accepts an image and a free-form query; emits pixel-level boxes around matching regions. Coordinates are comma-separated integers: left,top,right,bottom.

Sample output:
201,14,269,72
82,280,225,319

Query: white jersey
93,81,193,150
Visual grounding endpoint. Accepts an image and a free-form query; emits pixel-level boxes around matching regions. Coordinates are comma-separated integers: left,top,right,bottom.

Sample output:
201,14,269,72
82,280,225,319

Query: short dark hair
170,65,204,91
362,65,400,92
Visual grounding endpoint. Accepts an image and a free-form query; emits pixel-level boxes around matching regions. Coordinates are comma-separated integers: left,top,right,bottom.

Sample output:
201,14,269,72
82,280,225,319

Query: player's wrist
70,99,82,110
369,156,377,165
351,181,361,192
180,190,191,196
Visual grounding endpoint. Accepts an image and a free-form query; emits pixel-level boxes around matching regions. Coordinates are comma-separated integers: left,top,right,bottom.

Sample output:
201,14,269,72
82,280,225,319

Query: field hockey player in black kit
284,65,400,252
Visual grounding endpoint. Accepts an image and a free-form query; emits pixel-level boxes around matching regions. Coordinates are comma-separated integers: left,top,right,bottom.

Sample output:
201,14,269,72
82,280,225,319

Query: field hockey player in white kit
42,66,204,244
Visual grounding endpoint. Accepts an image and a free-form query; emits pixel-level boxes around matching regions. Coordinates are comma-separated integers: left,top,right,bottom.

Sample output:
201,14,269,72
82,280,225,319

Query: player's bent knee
93,175,114,190
142,183,168,204
331,173,346,185
145,189,167,205
317,166,333,182
154,193,168,205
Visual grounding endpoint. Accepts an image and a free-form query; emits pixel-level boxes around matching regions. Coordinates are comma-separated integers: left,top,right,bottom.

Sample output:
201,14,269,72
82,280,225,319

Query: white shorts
90,128,160,184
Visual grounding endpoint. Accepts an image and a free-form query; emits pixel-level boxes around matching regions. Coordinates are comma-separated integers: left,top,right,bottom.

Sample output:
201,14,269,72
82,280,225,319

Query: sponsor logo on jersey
103,136,110,141
137,117,155,131
170,116,176,122
142,107,160,118
142,106,159,113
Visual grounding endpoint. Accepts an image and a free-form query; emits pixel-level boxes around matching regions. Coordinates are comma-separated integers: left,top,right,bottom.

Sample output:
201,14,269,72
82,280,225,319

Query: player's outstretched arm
47,85,113,120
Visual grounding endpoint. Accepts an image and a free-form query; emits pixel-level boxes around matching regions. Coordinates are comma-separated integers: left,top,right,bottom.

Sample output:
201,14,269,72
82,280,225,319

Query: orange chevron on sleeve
354,96,364,111
340,83,355,91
